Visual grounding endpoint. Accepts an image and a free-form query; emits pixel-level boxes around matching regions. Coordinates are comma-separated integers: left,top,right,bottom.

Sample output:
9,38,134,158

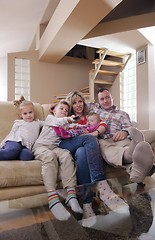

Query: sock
123,127,145,163
130,142,154,183
65,187,83,214
48,191,71,221
97,180,129,213
82,203,96,227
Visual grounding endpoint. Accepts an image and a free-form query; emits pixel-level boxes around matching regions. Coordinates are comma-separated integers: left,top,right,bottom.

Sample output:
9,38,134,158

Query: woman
59,91,128,227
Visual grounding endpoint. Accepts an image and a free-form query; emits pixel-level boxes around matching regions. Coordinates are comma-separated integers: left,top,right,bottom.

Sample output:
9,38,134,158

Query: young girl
32,100,83,221
0,98,43,160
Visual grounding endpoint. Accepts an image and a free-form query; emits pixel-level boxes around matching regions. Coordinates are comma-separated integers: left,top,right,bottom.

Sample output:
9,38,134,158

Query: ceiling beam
38,0,122,63
83,12,155,39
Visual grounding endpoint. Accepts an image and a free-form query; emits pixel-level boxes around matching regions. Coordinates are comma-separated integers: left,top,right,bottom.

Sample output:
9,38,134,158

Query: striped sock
66,187,76,203
66,187,83,214
48,191,71,221
48,191,60,209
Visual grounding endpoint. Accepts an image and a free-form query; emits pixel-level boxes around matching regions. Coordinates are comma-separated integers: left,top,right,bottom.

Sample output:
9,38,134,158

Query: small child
0,98,43,160
33,100,83,221
53,112,107,139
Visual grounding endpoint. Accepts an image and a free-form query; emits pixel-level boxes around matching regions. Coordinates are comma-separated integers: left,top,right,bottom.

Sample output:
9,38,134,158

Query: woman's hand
89,130,99,137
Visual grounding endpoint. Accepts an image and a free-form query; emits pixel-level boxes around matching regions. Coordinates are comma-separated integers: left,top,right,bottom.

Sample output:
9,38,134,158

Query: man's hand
112,131,128,141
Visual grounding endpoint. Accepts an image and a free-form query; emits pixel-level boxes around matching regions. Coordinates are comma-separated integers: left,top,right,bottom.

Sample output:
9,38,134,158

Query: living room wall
111,44,155,130
7,50,92,104
136,44,155,130
7,45,155,130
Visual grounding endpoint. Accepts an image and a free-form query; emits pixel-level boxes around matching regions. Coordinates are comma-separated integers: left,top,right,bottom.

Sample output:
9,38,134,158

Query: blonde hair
87,112,101,122
65,91,88,116
18,100,34,110
13,96,34,118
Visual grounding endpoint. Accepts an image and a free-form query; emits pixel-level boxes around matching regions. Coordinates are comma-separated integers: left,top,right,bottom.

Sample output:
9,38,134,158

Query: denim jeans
0,141,33,160
59,135,106,185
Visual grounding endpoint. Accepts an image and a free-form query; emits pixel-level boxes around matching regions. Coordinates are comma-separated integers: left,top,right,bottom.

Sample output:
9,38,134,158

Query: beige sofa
0,101,155,209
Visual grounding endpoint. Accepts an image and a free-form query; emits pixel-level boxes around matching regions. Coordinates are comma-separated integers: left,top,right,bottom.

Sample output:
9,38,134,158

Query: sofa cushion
0,160,43,188
0,185,46,201
41,104,51,119
142,130,155,144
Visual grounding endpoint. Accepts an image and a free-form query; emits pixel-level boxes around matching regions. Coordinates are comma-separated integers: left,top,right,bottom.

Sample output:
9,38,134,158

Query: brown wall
8,50,92,104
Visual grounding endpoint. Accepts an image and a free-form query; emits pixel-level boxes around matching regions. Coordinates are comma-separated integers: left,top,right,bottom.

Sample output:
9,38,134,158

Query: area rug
0,219,125,240
0,191,152,240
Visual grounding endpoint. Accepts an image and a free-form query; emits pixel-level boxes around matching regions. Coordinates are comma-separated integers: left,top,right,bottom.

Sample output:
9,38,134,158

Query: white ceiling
0,0,49,58
0,0,155,59
79,27,155,54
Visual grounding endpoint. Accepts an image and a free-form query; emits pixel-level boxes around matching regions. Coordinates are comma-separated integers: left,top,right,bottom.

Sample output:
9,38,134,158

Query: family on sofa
0,88,154,227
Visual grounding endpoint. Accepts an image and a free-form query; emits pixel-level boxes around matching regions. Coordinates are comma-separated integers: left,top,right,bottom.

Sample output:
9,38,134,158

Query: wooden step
80,86,89,93
54,93,68,99
92,59,124,67
90,69,119,75
55,92,90,101
97,48,130,58
94,79,113,85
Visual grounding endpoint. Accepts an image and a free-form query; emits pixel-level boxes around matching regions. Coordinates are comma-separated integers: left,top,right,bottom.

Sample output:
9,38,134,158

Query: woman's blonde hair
65,91,88,116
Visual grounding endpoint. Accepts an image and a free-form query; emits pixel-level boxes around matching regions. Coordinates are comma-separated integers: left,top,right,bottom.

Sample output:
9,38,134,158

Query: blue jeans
59,135,106,185
0,141,34,160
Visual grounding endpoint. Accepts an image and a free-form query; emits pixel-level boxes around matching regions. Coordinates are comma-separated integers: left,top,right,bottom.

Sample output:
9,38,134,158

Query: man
88,88,154,183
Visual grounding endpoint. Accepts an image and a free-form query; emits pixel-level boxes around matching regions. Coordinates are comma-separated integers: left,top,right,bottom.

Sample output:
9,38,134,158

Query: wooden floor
0,203,53,233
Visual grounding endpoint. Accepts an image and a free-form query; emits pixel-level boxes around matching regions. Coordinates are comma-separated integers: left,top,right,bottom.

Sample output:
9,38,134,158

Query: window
15,58,30,100
120,52,137,121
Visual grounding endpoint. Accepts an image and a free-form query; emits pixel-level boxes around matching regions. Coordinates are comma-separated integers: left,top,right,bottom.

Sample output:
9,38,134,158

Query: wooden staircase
54,48,131,102
89,48,131,101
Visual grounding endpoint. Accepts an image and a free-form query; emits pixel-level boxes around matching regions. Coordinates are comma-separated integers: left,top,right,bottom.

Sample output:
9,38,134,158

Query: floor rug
0,218,125,240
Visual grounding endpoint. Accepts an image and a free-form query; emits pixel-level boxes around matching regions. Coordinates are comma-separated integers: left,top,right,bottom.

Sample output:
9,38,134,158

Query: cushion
142,130,155,144
0,160,43,188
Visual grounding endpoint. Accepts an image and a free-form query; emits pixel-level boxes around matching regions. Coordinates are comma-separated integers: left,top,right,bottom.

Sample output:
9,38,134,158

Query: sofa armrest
142,130,155,144
141,130,155,156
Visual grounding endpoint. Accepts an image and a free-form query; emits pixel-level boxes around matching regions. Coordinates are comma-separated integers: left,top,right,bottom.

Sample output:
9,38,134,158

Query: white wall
137,44,155,130
0,57,7,100
110,44,155,130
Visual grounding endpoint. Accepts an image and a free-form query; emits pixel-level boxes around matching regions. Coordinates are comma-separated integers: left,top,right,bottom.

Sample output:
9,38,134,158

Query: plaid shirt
88,102,132,139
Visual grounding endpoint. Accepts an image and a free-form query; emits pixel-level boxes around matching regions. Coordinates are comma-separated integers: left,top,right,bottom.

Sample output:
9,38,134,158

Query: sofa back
0,101,49,142
41,104,51,119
